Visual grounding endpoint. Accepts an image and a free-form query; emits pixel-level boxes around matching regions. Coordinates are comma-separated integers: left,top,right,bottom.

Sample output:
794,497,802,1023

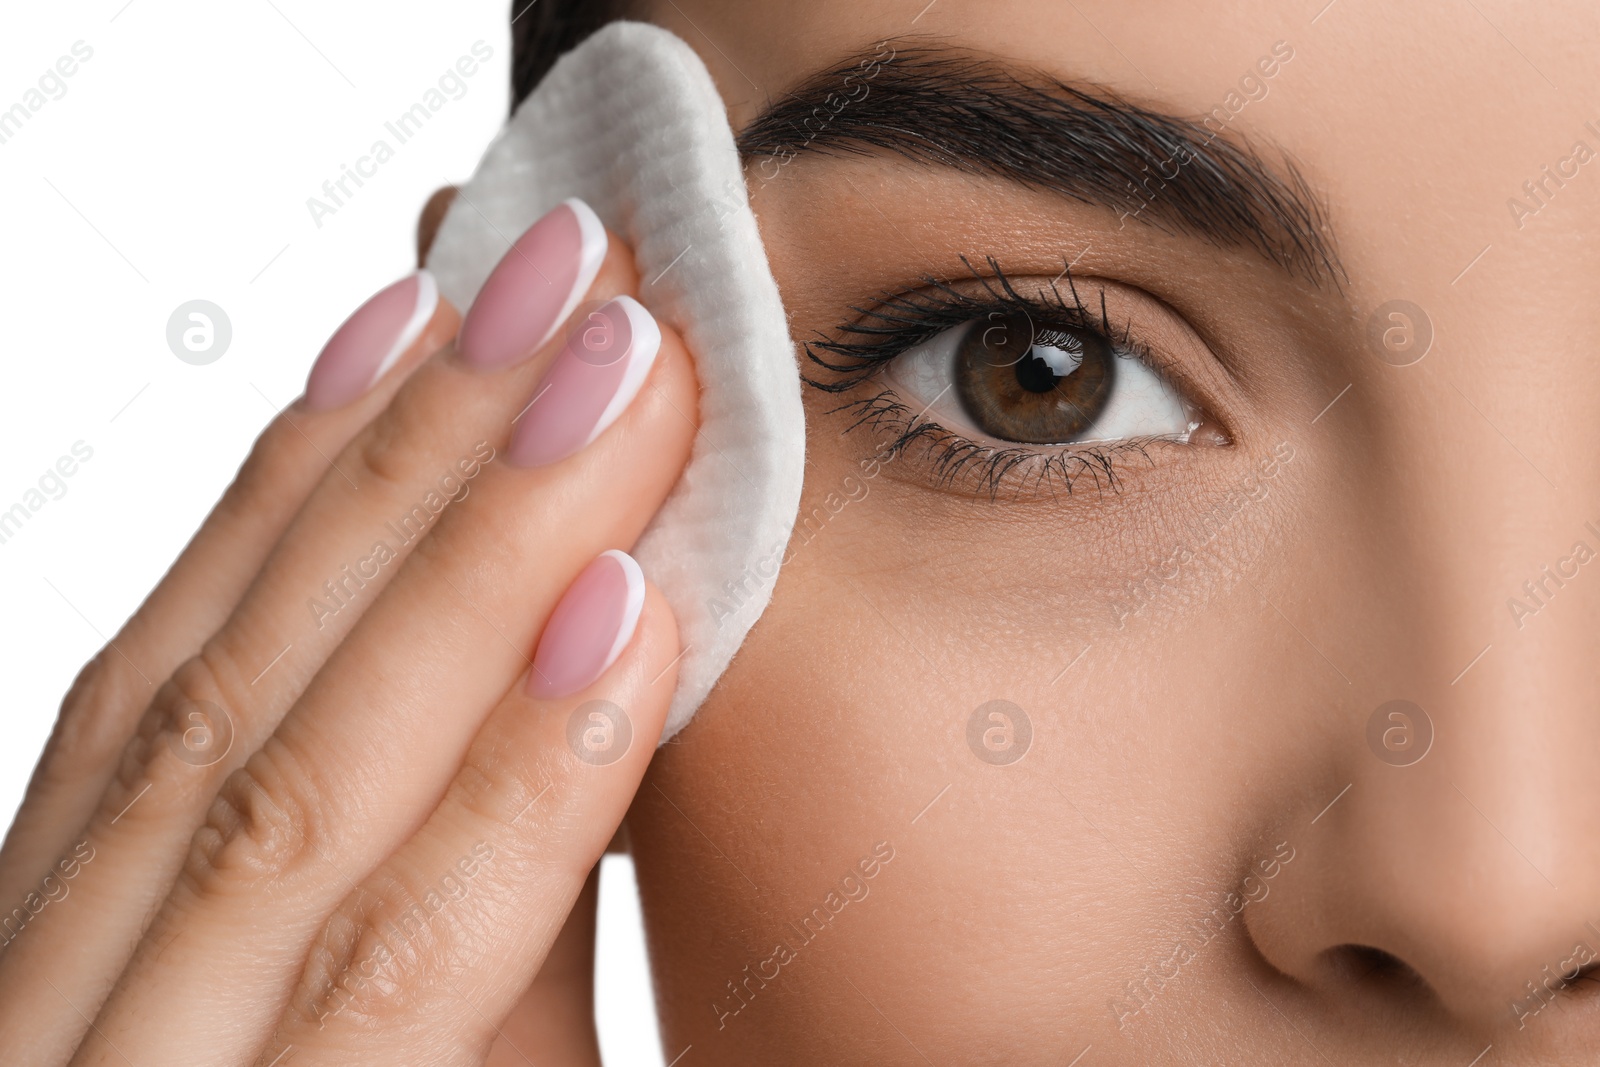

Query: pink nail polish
529,550,645,699
304,271,438,411
507,296,661,468
457,198,608,371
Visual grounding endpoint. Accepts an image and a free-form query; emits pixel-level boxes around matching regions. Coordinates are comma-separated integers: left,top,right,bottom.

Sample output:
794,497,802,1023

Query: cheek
629,415,1368,1055
629,550,1224,1055
624,483,1204,1050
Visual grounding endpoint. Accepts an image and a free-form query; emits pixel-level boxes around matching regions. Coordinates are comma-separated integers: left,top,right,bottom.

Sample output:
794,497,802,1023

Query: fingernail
507,296,661,468
304,271,439,411
457,198,608,371
529,550,645,699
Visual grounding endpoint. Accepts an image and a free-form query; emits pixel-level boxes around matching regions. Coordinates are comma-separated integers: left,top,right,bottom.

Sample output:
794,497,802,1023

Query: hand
0,199,697,1066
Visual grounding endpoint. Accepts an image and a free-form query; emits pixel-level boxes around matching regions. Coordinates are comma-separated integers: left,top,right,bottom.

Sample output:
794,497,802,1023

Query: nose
1243,373,1600,1028
1246,721,1600,1025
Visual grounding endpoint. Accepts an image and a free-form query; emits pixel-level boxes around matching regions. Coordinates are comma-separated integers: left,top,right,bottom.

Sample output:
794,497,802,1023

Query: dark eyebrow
736,46,1343,287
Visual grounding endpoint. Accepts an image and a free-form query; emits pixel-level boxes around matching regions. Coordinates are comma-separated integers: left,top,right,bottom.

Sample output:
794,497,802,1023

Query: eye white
886,320,1196,446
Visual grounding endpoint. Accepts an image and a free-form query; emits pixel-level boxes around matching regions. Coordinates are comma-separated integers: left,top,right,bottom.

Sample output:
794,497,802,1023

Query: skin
5,1,1599,1065
0,229,699,1065
623,1,1600,1064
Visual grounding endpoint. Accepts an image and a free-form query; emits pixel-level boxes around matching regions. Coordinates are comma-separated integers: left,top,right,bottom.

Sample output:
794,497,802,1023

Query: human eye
805,262,1227,496
890,311,1195,446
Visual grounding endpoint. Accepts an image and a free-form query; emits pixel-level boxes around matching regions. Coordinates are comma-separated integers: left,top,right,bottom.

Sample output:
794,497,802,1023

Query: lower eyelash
836,389,1158,500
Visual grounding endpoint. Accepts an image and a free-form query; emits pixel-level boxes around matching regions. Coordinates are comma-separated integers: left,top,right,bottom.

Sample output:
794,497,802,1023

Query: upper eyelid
803,264,1165,393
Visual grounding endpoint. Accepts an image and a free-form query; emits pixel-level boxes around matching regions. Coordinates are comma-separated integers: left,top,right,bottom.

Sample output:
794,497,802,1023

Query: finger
272,580,676,1067
0,274,456,910
487,869,601,1067
0,207,632,1061
73,305,696,1065
0,275,459,1065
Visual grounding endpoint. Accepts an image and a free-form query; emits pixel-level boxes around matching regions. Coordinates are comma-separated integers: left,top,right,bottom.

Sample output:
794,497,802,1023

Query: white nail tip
534,198,610,353
370,269,439,388
599,549,647,671
586,295,662,448
564,197,609,273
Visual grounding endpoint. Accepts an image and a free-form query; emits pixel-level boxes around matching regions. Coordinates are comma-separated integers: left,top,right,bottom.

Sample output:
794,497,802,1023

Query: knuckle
33,651,147,795
179,739,323,899
444,739,582,880
96,647,248,827
295,870,481,1034
449,734,562,833
445,759,503,826
349,399,434,497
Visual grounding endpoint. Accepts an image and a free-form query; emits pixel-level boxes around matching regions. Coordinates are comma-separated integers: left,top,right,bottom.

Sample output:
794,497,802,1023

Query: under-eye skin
806,261,1219,498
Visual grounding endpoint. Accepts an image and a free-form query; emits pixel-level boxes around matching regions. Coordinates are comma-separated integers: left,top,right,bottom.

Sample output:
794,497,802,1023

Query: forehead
645,0,1600,324
645,1,1581,133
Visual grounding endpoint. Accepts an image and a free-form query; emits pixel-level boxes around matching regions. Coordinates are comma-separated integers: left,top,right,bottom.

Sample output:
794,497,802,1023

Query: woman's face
623,2,1600,1061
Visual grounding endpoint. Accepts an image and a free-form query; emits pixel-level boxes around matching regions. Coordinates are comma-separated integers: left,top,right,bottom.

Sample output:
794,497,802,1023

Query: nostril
1322,948,1600,1015
1324,944,1432,999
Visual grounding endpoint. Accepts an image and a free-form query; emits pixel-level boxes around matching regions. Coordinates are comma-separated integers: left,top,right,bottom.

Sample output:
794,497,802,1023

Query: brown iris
954,312,1116,444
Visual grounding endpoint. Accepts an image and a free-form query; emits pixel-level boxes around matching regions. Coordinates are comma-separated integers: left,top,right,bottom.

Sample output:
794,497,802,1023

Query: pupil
1014,350,1060,394
953,313,1114,445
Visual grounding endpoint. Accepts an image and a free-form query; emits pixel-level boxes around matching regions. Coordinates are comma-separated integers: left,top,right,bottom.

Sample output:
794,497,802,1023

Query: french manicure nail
304,271,438,411
507,295,661,468
529,550,645,699
457,198,608,371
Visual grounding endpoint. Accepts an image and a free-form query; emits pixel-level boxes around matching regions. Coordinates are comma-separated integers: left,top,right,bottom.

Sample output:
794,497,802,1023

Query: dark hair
512,0,633,108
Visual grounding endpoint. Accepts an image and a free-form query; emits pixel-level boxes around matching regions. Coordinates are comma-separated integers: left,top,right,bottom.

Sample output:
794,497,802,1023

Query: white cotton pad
427,22,804,742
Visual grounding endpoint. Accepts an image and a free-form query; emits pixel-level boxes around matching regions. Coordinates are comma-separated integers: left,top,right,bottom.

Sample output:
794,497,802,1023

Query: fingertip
412,278,462,369
631,306,701,441
301,271,461,414
521,567,678,771
635,578,682,705
596,222,638,290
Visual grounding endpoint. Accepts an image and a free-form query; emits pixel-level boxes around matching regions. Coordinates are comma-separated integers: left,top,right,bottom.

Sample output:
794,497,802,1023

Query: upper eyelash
803,258,1171,498
802,256,1150,393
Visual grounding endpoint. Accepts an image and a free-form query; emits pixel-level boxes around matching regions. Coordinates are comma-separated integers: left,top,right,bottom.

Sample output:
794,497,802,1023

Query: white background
0,2,662,1061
